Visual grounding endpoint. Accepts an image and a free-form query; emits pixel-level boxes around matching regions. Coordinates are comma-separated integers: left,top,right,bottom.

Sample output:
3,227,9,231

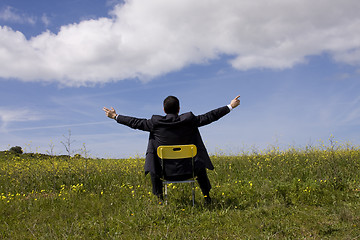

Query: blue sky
1,0,360,158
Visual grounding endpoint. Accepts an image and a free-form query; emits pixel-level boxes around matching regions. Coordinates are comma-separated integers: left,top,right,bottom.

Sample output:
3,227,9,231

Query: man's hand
103,107,117,119
230,95,240,109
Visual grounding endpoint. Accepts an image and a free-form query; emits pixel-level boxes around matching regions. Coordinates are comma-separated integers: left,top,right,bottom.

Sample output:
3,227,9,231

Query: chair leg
192,182,195,207
163,181,195,206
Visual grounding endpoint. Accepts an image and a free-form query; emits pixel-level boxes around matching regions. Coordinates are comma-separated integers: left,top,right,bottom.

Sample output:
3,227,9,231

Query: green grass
1,143,360,239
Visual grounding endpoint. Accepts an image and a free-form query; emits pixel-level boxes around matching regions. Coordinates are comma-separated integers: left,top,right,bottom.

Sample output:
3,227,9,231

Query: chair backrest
157,144,197,159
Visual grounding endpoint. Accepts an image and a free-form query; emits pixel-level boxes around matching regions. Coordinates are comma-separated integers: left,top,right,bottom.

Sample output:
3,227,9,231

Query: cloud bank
1,0,360,86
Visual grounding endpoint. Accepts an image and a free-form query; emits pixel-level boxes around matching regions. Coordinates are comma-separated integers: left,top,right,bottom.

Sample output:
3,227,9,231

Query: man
103,95,240,203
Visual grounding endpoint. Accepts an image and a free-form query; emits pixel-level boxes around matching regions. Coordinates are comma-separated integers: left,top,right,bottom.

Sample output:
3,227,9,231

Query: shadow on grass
165,194,256,211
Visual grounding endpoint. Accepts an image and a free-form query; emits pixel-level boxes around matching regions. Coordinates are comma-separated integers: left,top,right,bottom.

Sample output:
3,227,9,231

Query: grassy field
1,142,360,239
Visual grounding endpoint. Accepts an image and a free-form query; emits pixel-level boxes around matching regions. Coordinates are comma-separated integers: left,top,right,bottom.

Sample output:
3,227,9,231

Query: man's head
163,96,180,114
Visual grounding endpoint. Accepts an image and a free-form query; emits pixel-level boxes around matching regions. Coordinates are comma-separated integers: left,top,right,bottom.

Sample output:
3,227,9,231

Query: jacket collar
165,113,179,120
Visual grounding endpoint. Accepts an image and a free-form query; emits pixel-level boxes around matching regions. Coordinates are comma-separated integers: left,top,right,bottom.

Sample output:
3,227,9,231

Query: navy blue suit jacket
116,106,230,175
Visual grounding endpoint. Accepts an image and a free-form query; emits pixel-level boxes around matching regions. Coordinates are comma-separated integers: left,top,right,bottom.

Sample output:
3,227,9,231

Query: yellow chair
157,144,197,206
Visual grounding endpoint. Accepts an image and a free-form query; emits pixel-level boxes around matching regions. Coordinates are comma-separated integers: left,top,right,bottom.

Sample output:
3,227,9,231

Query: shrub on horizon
9,146,23,155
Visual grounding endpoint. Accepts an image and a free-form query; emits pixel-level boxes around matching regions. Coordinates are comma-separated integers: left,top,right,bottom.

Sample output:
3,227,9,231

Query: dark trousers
150,168,212,197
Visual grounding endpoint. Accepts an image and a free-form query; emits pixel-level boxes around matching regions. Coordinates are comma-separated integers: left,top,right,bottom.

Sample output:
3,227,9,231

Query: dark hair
163,96,180,114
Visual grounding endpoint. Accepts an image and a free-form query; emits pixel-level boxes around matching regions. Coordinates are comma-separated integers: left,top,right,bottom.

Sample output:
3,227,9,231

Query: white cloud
1,0,360,86
0,108,43,131
6,121,110,133
41,14,50,27
0,6,36,24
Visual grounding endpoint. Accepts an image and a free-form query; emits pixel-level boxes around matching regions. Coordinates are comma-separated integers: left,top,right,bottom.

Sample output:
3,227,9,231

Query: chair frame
157,144,197,206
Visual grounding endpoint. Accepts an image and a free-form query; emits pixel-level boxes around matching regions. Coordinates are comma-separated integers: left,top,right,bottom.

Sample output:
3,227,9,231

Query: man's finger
234,95,240,100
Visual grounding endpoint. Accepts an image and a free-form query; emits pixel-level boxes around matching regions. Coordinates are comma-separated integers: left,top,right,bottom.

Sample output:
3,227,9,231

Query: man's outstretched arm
103,106,153,131
196,95,240,127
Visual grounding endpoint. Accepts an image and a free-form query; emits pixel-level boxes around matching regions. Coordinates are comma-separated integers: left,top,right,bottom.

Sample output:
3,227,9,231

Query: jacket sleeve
116,115,153,132
195,106,230,127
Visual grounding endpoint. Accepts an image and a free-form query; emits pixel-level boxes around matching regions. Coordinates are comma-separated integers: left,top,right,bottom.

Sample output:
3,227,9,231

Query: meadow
1,141,360,239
